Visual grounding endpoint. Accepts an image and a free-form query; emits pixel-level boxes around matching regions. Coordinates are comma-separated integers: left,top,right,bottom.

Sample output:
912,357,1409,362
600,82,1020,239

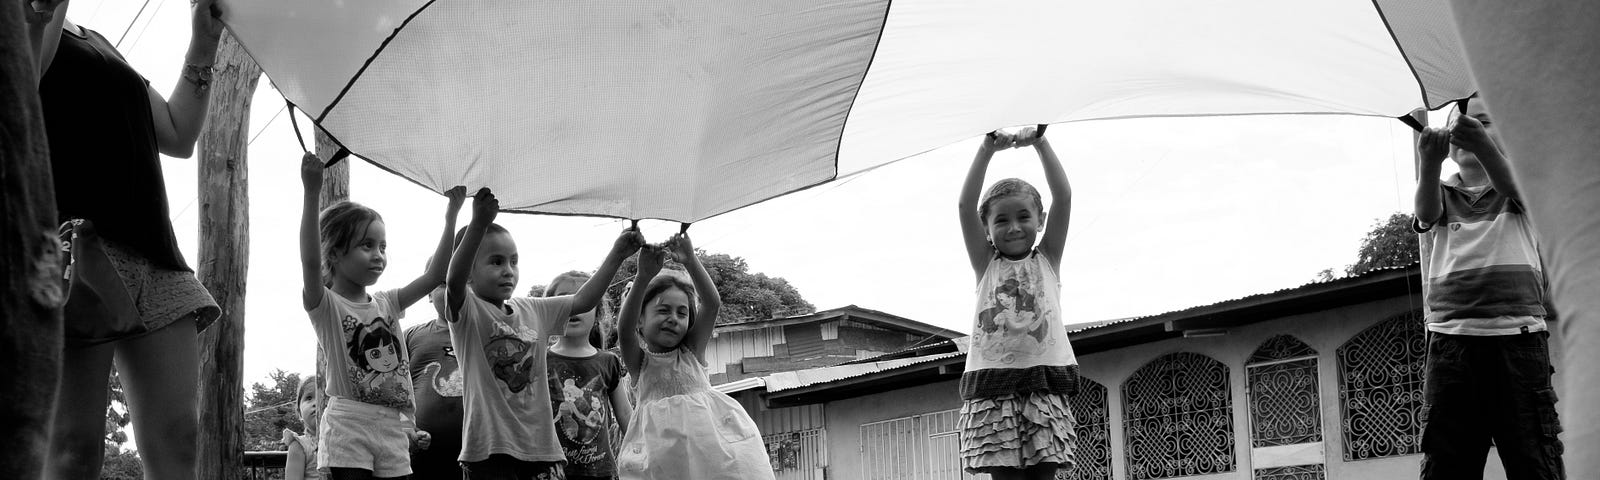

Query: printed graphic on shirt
341,315,410,406
972,263,1056,366
422,344,464,397
486,321,540,394
553,375,612,467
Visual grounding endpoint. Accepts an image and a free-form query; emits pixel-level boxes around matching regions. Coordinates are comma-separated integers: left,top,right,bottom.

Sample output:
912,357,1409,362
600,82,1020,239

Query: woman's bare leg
115,315,199,480
46,340,114,480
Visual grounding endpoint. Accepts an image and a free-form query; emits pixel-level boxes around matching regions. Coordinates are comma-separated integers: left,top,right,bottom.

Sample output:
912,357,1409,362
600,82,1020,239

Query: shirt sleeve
602,352,623,391
515,295,575,336
307,287,334,323
377,288,407,320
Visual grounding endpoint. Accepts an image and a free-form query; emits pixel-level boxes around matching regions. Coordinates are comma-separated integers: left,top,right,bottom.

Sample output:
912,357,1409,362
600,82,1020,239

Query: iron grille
1337,310,1426,461
1247,336,1321,448
1255,464,1326,480
1060,378,1111,480
1122,352,1235,479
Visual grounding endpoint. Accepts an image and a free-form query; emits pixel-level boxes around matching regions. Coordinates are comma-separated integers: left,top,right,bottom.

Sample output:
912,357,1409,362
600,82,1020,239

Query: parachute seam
317,0,443,124
827,0,895,188
1368,0,1431,109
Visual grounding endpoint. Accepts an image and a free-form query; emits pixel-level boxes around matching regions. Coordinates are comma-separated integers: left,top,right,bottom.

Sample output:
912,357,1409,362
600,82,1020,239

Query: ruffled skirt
956,391,1077,474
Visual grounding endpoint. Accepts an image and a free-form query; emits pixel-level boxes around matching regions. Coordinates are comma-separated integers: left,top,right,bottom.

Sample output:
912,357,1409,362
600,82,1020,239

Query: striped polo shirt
1414,174,1549,336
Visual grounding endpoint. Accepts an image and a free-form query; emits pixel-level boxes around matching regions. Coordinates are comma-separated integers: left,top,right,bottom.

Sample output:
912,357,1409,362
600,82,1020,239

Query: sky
63,0,1435,450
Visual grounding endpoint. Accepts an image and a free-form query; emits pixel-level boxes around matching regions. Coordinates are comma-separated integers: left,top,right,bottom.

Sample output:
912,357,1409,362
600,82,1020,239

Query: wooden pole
0,4,64,479
196,32,261,480
316,128,349,205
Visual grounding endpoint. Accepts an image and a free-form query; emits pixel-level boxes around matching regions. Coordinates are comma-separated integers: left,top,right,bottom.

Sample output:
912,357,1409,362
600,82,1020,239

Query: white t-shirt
308,288,413,409
449,291,573,463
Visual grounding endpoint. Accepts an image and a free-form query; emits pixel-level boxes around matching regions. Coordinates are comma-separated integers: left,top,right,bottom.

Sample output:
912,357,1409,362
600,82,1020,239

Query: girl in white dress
615,233,776,480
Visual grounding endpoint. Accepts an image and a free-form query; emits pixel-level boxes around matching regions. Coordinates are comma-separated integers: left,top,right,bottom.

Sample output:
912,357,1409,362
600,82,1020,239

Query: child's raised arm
396,186,467,309
610,380,633,435
555,227,644,333
669,233,720,359
958,132,1016,279
1414,128,1450,229
445,189,498,322
617,245,664,375
300,152,326,311
1014,126,1072,270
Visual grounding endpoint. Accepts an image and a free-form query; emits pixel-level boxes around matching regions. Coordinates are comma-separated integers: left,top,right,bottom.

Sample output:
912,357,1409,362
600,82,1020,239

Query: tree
101,368,143,479
1346,212,1420,276
1,5,63,478
197,32,262,480
243,369,303,451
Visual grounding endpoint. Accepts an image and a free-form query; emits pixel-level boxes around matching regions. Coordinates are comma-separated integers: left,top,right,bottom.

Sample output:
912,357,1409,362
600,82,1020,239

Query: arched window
1247,335,1324,479
1062,378,1111,480
1337,310,1426,460
1123,352,1235,480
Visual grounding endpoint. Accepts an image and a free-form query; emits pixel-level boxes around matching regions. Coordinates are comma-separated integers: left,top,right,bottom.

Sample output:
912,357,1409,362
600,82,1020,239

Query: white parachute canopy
222,0,1474,222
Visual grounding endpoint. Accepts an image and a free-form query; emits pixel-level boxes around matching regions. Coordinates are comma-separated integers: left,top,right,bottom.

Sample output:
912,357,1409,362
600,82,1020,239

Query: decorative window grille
1255,464,1326,480
1247,335,1321,448
1337,310,1426,460
1122,352,1236,480
1061,378,1112,480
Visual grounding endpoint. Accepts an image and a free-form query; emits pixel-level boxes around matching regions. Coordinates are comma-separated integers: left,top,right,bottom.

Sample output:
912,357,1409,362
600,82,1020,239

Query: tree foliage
243,369,304,451
102,368,143,479
1346,212,1420,276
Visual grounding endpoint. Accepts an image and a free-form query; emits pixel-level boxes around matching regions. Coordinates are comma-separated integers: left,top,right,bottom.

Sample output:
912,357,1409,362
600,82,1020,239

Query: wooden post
316,128,349,205
196,32,261,480
0,4,64,479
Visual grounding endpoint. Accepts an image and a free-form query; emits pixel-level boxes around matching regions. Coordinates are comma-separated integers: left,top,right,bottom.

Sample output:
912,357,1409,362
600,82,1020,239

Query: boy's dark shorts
1420,331,1564,480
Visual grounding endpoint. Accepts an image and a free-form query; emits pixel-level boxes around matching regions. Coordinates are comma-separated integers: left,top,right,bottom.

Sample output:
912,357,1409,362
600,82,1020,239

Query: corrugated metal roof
763,351,965,392
1069,263,1419,334
713,377,766,395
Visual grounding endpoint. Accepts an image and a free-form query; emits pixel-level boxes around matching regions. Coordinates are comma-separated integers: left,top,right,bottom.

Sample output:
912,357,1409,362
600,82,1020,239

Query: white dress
617,347,776,480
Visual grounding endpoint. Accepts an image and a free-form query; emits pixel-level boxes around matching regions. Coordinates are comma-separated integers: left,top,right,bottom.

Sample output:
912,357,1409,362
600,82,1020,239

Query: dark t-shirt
39,27,189,271
405,318,464,478
546,350,624,477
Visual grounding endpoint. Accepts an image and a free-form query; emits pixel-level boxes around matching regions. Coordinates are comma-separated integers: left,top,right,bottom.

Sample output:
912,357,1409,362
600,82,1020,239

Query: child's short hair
636,270,698,345
452,223,511,249
296,374,323,426
978,178,1044,223
319,201,384,285
545,271,613,349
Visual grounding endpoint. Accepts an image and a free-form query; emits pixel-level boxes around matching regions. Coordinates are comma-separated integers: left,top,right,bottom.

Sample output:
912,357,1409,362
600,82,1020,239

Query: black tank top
40,27,189,271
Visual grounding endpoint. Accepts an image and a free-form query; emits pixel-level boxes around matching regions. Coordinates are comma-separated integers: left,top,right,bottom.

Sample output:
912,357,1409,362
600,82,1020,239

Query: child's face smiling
549,278,597,338
471,232,519,303
334,220,388,287
986,195,1042,258
641,288,692,352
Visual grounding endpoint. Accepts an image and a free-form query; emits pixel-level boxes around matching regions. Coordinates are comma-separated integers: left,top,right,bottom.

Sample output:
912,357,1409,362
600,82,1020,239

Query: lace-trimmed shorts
100,240,220,337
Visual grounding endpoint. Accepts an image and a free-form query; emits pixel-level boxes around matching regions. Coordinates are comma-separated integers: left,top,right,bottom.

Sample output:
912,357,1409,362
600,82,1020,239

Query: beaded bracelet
183,63,214,97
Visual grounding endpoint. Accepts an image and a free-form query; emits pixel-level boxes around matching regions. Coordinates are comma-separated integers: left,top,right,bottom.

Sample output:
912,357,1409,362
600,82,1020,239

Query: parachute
221,0,1472,222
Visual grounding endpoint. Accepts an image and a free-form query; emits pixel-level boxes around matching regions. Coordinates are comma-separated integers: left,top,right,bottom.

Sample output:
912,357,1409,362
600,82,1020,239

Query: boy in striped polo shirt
1413,100,1564,479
